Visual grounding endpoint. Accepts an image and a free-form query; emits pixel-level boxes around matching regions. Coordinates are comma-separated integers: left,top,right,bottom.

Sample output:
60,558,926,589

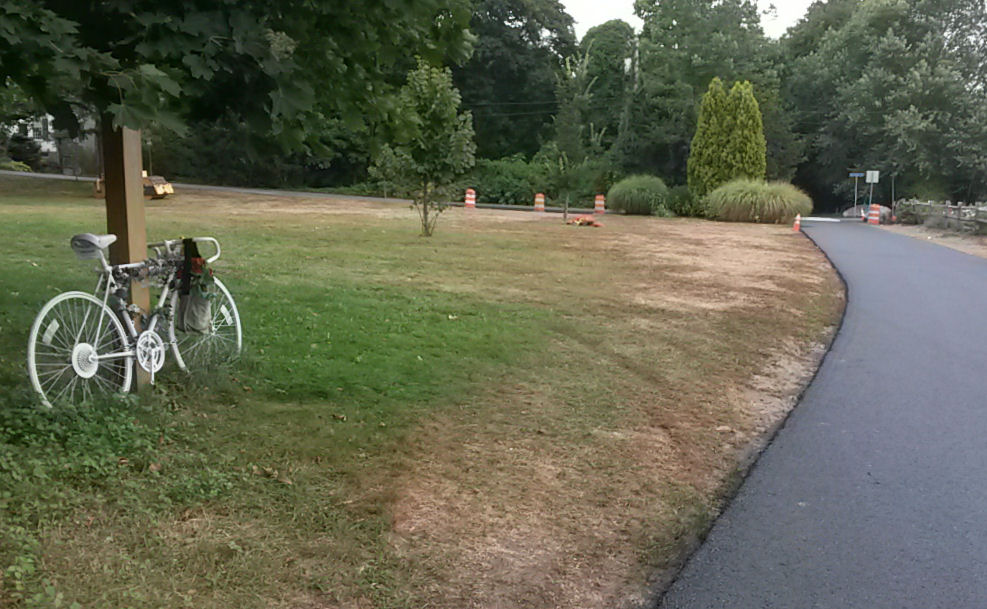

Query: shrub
706,179,812,223
6,134,41,170
528,142,621,208
607,175,670,215
470,155,539,205
0,159,31,172
893,200,922,225
667,184,704,217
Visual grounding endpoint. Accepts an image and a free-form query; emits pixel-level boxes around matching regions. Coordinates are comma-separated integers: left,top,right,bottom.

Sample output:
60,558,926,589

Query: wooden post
101,117,150,386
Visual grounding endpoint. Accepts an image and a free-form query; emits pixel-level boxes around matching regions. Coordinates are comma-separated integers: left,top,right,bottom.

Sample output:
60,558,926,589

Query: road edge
641,227,851,609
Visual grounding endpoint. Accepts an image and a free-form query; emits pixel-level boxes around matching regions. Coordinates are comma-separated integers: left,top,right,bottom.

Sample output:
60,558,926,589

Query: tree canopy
0,0,474,150
452,0,575,159
580,20,635,151
785,0,987,204
3,0,986,208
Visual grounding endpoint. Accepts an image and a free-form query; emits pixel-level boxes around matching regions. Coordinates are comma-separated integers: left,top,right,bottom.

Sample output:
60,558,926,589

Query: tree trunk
421,180,431,236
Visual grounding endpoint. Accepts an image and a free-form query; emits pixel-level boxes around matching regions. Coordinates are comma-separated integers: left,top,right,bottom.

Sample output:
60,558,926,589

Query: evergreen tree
687,77,729,197
688,78,767,198
724,81,767,182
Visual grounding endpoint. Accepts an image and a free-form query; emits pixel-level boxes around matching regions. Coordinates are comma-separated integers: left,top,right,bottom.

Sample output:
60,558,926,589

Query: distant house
14,116,58,156
6,114,98,175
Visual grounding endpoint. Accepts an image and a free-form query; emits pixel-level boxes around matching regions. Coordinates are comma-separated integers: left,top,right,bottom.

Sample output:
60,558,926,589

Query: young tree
553,53,596,164
372,61,476,237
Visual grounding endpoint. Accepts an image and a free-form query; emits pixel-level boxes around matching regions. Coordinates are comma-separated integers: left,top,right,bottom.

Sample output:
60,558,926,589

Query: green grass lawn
0,180,549,607
0,176,843,608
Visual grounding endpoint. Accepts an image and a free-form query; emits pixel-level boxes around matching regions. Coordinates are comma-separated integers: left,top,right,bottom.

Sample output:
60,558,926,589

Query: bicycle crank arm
95,351,135,361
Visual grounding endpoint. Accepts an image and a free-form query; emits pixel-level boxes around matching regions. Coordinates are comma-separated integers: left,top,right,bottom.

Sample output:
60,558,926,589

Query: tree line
1,0,985,210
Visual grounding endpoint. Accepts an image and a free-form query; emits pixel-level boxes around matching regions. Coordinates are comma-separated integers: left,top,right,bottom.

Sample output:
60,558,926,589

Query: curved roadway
659,220,987,608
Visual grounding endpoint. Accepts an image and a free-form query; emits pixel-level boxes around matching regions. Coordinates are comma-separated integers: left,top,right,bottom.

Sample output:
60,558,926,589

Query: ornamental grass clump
706,179,812,223
607,175,671,216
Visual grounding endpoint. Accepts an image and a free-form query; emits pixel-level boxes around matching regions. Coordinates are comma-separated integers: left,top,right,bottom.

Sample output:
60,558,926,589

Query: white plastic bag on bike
176,238,213,334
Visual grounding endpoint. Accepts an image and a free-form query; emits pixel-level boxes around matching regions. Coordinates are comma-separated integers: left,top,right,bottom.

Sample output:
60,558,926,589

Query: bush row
463,152,618,208
461,164,816,224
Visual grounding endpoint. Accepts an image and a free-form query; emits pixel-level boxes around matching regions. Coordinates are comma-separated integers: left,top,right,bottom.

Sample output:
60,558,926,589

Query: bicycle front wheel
27,291,133,408
169,276,242,372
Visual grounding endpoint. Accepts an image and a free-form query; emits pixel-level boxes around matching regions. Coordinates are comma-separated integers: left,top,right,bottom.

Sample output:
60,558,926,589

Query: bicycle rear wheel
169,276,242,372
27,291,133,408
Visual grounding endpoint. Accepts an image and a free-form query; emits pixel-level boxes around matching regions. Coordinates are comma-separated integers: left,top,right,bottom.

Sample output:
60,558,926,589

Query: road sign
849,172,865,178
866,170,880,183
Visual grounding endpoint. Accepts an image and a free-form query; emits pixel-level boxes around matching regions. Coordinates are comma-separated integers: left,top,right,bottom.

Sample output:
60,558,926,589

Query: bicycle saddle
70,233,117,260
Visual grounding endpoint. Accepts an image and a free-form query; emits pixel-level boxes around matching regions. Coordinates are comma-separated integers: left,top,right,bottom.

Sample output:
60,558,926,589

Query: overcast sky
563,0,816,40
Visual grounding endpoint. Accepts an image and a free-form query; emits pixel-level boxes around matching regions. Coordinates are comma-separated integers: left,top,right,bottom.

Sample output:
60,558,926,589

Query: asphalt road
0,169,597,213
658,220,987,608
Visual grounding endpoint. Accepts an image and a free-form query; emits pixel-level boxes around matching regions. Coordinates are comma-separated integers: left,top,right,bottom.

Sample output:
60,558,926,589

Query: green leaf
138,63,181,97
152,109,188,137
181,54,214,80
107,102,154,130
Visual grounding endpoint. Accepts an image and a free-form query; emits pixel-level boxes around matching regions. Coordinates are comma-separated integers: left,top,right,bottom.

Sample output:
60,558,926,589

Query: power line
463,99,559,107
470,109,560,117
469,102,625,118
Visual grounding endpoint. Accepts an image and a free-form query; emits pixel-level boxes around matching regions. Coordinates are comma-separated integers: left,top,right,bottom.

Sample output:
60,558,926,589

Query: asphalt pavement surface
658,220,987,608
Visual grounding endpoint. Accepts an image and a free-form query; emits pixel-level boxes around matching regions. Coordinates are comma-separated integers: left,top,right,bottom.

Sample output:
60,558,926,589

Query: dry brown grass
2,182,842,608
157,190,842,608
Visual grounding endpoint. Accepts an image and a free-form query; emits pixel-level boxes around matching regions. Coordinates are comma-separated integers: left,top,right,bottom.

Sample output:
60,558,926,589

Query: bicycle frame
83,263,172,365
86,236,221,363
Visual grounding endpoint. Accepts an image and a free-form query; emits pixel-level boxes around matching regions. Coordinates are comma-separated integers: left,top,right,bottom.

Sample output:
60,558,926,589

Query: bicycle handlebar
147,237,222,264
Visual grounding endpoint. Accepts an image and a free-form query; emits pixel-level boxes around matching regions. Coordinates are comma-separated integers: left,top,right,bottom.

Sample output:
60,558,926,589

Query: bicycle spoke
92,374,116,395
62,301,80,340
94,315,118,349
45,307,76,351
47,320,74,351
38,369,70,388
76,301,95,345
30,292,135,406
70,376,81,404
38,344,73,357
37,366,70,377
52,375,75,405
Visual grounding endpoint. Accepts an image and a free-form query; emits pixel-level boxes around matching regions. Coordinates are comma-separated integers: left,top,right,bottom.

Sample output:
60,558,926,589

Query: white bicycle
27,233,243,408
